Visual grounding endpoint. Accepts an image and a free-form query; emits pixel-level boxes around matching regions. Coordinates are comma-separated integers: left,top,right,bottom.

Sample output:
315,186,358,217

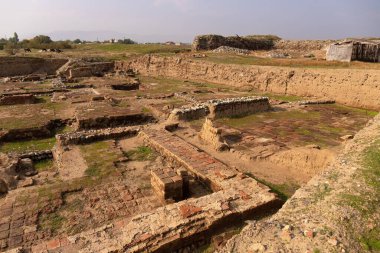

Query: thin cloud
153,0,191,9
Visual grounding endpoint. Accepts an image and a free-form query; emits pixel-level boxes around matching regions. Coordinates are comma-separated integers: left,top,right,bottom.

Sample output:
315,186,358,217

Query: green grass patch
198,53,380,70
217,110,320,128
313,183,332,202
125,146,156,161
338,139,380,251
39,213,66,234
80,141,123,179
264,93,303,102
75,43,190,54
34,159,54,172
0,137,56,153
331,104,379,118
360,228,380,251
245,173,299,201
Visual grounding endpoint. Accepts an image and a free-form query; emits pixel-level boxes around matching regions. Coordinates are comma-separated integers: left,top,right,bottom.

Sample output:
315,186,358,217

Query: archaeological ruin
0,36,379,253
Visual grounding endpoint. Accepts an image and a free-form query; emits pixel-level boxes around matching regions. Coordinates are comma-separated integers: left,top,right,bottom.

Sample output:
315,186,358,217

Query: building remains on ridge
326,40,380,63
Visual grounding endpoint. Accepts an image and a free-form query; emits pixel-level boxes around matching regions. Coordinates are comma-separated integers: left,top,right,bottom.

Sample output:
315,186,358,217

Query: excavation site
0,33,379,253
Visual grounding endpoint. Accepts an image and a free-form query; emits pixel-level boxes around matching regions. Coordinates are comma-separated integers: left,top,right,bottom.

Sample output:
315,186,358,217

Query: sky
0,0,379,43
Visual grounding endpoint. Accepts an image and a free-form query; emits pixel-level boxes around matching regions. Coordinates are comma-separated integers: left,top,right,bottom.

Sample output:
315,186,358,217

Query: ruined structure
192,35,276,51
169,96,270,121
0,57,67,77
327,40,380,62
0,94,37,106
0,39,379,252
199,118,229,151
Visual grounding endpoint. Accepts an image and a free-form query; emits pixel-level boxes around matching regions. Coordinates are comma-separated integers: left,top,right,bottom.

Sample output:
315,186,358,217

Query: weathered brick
179,204,202,218
46,238,61,250
0,230,9,240
0,223,9,232
8,235,23,247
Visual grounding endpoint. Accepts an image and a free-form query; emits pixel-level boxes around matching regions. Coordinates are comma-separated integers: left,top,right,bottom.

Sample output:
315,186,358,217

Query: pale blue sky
0,0,379,42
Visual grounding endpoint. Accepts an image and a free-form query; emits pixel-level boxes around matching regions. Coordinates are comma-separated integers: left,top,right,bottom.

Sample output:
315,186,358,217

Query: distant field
0,43,191,60
197,53,380,70
1,43,379,70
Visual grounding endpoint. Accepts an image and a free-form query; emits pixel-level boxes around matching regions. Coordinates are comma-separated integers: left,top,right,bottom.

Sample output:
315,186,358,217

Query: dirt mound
268,147,335,180
192,34,275,51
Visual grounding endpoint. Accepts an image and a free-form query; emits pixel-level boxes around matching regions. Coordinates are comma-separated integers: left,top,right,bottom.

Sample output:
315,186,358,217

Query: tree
32,35,53,44
73,39,82,44
117,38,137,45
8,32,19,44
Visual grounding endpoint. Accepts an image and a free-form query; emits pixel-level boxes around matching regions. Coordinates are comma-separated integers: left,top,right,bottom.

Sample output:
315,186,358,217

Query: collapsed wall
0,57,68,77
117,55,380,110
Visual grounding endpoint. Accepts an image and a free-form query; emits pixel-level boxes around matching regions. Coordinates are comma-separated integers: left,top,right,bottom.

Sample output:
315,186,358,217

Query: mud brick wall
0,94,37,106
0,57,67,77
208,97,270,119
76,114,155,130
169,105,209,121
151,167,183,203
56,127,139,146
68,62,114,78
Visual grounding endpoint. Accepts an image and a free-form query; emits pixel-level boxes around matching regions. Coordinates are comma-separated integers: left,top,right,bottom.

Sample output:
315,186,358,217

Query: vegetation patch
39,213,66,234
217,110,320,128
125,146,156,161
197,53,380,70
0,137,56,153
34,159,54,172
245,173,299,201
80,141,124,178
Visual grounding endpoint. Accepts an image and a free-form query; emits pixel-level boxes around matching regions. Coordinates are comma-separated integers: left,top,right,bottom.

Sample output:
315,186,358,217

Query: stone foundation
208,97,270,119
168,96,270,121
169,104,209,121
75,113,155,130
0,94,38,106
56,126,140,145
28,130,280,253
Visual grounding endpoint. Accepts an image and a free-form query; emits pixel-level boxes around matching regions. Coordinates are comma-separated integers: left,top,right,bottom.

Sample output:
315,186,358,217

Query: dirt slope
219,114,380,253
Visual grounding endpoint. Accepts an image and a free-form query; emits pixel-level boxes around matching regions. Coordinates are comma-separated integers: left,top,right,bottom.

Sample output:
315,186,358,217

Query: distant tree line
0,32,138,53
0,33,72,52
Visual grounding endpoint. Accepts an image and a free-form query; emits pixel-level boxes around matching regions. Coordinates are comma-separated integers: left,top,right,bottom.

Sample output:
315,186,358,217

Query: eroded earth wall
0,57,68,77
116,55,380,110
